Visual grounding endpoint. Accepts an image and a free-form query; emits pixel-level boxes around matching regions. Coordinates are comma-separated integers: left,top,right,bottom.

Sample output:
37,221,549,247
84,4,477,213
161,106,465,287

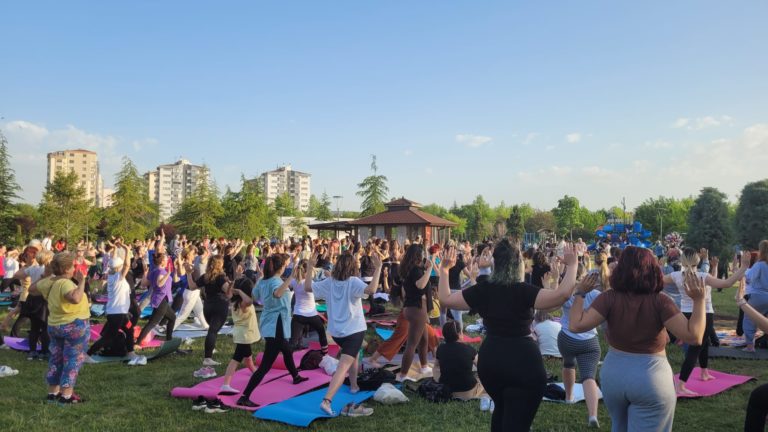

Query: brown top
591,290,680,354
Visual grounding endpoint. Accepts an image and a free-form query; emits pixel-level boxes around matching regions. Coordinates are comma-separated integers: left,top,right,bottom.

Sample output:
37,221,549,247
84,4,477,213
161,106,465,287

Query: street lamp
332,195,343,222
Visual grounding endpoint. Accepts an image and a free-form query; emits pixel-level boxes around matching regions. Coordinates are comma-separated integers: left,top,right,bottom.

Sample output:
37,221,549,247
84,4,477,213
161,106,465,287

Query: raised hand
563,244,577,266
740,251,751,269
440,247,457,271
371,252,383,270
576,273,600,295
684,271,705,301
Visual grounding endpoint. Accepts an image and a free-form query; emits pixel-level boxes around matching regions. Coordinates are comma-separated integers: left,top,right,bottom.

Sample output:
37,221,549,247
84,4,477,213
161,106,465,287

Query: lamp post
332,195,343,222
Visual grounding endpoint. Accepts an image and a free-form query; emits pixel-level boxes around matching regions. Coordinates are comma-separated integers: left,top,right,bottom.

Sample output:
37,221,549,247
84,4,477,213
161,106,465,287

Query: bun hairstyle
263,254,288,279
680,247,700,273
442,320,462,343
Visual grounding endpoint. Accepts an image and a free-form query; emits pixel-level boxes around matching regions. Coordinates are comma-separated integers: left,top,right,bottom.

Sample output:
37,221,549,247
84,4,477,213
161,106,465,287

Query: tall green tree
686,187,732,259
734,179,768,249
456,195,494,241
553,195,581,239
105,157,158,241
316,192,333,221
356,155,389,217
306,194,322,218
171,166,223,238
0,131,21,242
12,203,39,245
274,192,298,217
525,210,557,233
634,196,694,240
506,205,526,241
38,171,93,243
219,176,277,239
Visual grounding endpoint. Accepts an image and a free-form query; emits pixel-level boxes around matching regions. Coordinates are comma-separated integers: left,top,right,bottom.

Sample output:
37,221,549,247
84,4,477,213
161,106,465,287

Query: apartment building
259,165,311,212
144,159,205,220
46,149,103,205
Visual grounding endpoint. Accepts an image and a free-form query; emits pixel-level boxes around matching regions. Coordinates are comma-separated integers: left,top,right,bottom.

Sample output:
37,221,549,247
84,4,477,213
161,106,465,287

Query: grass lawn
0,289,764,432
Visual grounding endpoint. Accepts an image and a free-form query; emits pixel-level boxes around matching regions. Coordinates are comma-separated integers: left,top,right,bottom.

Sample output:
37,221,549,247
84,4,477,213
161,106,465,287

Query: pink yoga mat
674,368,754,398
90,323,163,349
171,367,332,411
254,342,339,370
432,327,483,343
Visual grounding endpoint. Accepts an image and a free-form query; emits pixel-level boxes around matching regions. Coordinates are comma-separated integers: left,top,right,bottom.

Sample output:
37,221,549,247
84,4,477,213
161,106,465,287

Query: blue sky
2,1,767,211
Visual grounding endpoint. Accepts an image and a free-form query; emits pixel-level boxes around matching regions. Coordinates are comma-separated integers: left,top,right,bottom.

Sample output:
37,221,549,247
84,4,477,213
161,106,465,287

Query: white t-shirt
42,237,52,251
106,272,131,315
3,258,19,279
25,265,46,284
311,276,367,338
670,271,713,313
534,320,562,357
291,279,318,317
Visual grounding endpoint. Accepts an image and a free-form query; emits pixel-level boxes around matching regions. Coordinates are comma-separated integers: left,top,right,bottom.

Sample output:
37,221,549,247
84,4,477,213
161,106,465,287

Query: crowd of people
1,231,767,431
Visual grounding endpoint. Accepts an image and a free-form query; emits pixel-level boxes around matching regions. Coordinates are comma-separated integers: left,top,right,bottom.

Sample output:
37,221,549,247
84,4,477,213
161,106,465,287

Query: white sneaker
489,401,495,413
183,338,194,346
219,384,239,395
480,396,491,411
202,358,220,366
419,366,433,375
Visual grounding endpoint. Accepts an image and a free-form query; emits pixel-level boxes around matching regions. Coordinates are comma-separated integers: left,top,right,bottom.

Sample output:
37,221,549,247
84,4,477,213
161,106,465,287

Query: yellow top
38,277,91,326
232,304,261,345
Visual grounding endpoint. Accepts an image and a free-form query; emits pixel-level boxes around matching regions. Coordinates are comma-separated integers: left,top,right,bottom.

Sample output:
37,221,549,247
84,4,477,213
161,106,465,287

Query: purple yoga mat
3,337,40,351
674,368,754,398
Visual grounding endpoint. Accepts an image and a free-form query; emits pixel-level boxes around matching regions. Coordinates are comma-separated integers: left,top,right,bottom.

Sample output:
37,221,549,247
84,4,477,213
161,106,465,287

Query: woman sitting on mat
219,278,260,395
304,251,382,417
663,247,749,394
435,320,488,403
569,246,722,432
236,254,307,408
438,240,579,432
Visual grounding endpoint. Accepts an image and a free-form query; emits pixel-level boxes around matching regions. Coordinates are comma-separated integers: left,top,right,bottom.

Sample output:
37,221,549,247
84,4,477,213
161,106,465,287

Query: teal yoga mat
90,338,182,363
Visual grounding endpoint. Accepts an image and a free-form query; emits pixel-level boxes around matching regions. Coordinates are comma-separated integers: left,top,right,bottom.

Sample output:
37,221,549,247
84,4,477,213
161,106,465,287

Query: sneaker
236,396,259,408
480,396,491,412
46,393,60,403
419,366,433,375
588,416,600,428
340,402,374,417
202,358,220,366
193,367,215,378
27,351,38,361
204,398,229,413
203,367,217,379
192,396,208,411
58,393,84,405
219,385,239,396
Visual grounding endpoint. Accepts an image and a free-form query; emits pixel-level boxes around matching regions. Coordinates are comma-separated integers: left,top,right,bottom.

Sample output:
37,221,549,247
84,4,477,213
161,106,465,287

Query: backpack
354,368,397,391
299,349,324,370
543,383,566,401
417,378,452,403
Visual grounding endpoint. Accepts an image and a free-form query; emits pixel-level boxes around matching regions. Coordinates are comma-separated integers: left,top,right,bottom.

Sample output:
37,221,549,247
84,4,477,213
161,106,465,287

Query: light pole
332,195,343,222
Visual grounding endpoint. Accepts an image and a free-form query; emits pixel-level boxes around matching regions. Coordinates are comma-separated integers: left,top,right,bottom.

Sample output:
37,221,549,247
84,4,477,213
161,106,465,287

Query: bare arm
415,259,433,289
437,247,471,310
664,272,707,344
534,245,579,310
234,288,253,308
272,273,293,298
705,254,749,289
120,245,131,279
64,275,87,304
364,254,383,296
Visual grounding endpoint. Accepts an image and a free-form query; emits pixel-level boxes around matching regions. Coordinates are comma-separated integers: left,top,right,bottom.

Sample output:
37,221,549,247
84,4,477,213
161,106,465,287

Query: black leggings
28,316,50,355
242,316,299,398
203,301,229,358
137,299,175,343
88,313,134,355
289,314,328,350
478,335,547,432
745,383,768,431
680,312,714,382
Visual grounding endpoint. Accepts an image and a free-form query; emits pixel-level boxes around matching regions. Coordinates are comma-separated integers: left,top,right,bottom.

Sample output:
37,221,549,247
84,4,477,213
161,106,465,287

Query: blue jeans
438,290,463,330
744,291,768,343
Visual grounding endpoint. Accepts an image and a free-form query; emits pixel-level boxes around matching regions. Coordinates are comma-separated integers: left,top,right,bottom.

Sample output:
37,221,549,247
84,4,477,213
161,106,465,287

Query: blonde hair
293,258,309,281
37,250,54,266
680,247,700,274
51,252,75,276
595,252,611,291
205,256,225,281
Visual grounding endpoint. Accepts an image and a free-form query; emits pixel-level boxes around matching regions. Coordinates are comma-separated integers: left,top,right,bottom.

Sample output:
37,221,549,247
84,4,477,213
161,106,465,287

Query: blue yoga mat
254,385,375,427
376,328,394,341
140,306,153,319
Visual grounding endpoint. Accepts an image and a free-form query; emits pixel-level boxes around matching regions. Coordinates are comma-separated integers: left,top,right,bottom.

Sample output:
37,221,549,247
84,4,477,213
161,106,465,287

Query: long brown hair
332,254,359,281
399,244,425,280
263,254,288,279
205,255,225,281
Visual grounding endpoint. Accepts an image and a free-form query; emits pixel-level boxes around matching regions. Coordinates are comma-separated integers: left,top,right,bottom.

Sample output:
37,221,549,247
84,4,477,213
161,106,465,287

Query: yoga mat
3,337,40,352
0,301,12,307
90,304,106,317
254,384,375,427
674,368,754,398
315,303,327,313
91,338,181,363
92,294,109,304
708,346,768,360
0,292,11,298
90,323,163,349
715,330,746,347
254,342,340,371
543,383,603,403
171,368,286,400
376,328,394,341
173,324,234,339
140,307,153,319
216,368,332,411
367,318,397,327
432,327,482,343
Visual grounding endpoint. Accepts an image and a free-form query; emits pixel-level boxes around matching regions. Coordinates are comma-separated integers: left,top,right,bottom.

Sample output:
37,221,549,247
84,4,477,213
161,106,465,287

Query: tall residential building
144,159,205,221
100,188,115,208
259,165,311,212
46,149,102,205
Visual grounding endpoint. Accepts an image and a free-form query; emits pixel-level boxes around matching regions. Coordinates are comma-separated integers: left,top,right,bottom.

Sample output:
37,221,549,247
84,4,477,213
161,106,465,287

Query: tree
171,166,224,238
442,213,467,238
274,192,298,217
735,179,768,249
356,155,389,217
306,195,322,218
219,176,277,239
288,216,308,238
525,210,557,233
506,205,526,241
634,196,694,240
421,203,449,218
12,203,39,245
686,187,732,259
38,171,93,243
105,157,158,241
455,195,494,241
0,131,21,242
316,192,333,221
553,195,581,239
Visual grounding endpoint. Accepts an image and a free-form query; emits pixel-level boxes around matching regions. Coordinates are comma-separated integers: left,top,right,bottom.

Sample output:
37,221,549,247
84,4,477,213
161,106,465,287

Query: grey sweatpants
600,350,676,432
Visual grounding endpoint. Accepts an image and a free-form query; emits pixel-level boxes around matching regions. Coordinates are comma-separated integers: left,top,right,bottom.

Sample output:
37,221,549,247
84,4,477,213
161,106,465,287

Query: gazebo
347,198,457,244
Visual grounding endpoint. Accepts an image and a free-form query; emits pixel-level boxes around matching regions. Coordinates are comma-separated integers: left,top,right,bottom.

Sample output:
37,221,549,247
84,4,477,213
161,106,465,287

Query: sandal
320,398,335,416
340,402,374,417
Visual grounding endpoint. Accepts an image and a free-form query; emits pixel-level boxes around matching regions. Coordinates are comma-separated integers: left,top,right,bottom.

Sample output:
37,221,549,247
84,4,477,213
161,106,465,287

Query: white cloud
672,115,734,131
566,132,582,143
522,132,539,145
455,133,493,148
132,138,159,152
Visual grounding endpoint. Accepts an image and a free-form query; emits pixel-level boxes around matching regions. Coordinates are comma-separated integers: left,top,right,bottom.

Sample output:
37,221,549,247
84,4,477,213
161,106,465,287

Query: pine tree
356,155,389,217
105,157,158,241
220,176,277,240
0,131,21,242
317,192,333,221
734,179,768,250
38,171,93,243
686,187,732,259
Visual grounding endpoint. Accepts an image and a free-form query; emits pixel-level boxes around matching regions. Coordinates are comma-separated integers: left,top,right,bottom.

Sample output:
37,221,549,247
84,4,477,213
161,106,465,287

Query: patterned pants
47,319,90,388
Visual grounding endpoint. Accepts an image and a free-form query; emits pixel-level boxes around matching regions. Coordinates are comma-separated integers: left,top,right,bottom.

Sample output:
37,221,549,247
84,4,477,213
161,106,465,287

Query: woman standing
304,251,382,417
397,244,435,382
742,240,768,352
438,240,579,432
34,252,91,404
569,246,735,432
173,248,209,331
197,256,231,366
236,254,307,408
135,253,176,345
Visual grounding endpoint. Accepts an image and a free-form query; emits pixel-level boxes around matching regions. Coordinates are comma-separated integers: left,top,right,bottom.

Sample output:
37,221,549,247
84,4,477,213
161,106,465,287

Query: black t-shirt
531,263,551,288
132,257,146,279
448,260,466,290
197,274,229,305
436,342,477,392
223,256,236,280
462,280,540,338
403,267,432,312
359,256,375,278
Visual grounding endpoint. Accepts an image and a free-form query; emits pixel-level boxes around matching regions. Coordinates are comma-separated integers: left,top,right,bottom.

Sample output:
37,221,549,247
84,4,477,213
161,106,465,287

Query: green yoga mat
90,338,182,363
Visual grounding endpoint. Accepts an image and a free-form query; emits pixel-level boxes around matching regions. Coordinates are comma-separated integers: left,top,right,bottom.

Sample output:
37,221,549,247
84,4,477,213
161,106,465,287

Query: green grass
0,290,764,432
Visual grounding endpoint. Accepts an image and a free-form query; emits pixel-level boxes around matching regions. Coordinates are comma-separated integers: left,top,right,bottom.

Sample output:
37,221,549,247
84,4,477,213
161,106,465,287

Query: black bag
417,378,452,403
368,303,386,316
543,383,566,401
355,368,397,391
99,330,128,357
299,349,324,370
756,334,768,349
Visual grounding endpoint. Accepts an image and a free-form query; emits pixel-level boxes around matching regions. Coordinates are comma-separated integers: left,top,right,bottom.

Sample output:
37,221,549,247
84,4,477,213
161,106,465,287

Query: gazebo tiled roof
348,198,457,227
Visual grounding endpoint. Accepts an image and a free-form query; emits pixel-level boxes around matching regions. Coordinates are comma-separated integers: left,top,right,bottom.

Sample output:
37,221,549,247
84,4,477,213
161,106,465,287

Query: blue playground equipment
591,221,653,250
